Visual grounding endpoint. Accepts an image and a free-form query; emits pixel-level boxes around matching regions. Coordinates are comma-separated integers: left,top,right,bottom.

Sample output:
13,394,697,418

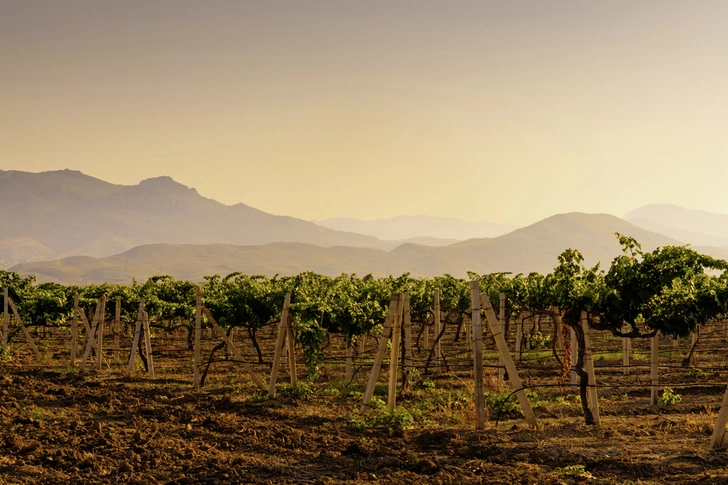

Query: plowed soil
2,360,728,485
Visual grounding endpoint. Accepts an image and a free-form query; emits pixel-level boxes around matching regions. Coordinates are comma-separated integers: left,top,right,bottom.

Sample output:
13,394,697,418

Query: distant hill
313,215,519,241
0,169,393,265
14,212,712,284
624,204,728,247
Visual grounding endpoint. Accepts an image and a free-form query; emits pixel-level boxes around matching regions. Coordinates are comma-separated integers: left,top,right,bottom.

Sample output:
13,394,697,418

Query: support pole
387,293,404,411
128,300,145,372
434,288,442,374
71,293,78,365
710,386,728,449
8,299,41,359
650,332,659,406
96,296,107,370
470,281,485,430
481,293,537,426
194,287,202,389
3,288,7,352
360,295,397,412
269,293,292,398
498,292,506,380
570,325,578,391
142,310,155,378
581,311,600,425
403,292,413,392
114,296,121,364
622,323,631,375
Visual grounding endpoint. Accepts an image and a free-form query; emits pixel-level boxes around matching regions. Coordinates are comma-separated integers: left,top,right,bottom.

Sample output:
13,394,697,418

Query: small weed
659,388,682,406
557,464,594,478
280,380,317,400
422,380,436,390
0,349,11,361
348,405,415,431
685,367,707,379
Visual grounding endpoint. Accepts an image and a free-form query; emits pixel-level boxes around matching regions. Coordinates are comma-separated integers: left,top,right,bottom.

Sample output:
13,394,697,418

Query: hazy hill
0,169,391,265
624,204,728,247
13,212,708,284
313,215,519,241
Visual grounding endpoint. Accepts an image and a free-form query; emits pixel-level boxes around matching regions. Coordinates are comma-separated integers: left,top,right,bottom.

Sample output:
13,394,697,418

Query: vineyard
3,235,728,484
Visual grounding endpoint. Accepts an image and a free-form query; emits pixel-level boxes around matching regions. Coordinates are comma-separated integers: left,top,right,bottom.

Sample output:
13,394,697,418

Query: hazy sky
3,1,728,224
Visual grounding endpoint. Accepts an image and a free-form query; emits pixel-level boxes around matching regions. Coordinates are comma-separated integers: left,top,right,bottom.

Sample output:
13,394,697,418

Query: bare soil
2,323,728,484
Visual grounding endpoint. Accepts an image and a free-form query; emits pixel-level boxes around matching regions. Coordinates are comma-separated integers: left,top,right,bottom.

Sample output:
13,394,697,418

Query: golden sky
3,1,728,224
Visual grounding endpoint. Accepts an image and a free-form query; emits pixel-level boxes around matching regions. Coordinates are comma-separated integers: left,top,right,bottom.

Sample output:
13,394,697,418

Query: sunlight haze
3,0,727,224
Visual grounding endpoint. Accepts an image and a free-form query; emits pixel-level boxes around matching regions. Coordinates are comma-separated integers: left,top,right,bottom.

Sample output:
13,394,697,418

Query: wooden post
403,292,413,391
358,334,367,356
96,296,106,370
650,332,659,406
142,310,155,378
570,325,578,391
710,386,728,449
360,295,397,412
114,296,121,364
387,293,404,411
71,293,78,365
345,339,353,382
194,287,202,389
128,300,146,372
553,310,564,352
515,312,523,361
269,293,292,398
498,292,506,380
581,311,600,425
79,297,104,373
622,324,631,376
3,288,7,352
466,313,472,353
8,299,41,359
424,320,429,351
690,325,699,365
286,315,297,387
201,307,266,390
480,293,537,426
470,281,486,430
434,288,442,374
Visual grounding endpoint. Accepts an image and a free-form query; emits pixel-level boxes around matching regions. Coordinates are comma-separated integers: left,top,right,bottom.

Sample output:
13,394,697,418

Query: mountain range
3,170,728,284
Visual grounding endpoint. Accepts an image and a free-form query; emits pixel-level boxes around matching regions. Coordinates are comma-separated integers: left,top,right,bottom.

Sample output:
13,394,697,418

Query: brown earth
2,323,728,484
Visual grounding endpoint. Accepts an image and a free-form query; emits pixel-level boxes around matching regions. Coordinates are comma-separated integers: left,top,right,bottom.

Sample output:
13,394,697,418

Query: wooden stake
286,315,297,387
387,293,404,411
434,288,441,374
710,386,728,449
114,296,121,364
515,312,523,361
480,292,537,426
2,288,7,352
345,339,353,382
622,323,631,376
269,293,292,398
403,292,413,392
194,287,202,389
498,292,506,380
201,307,267,390
570,325,578,391
142,310,155,378
96,296,107,370
650,332,659,406
71,293,78,365
553,310,564,351
128,300,146,372
8,299,41,359
360,295,397,412
470,281,486,430
581,311,600,425
79,296,105,373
